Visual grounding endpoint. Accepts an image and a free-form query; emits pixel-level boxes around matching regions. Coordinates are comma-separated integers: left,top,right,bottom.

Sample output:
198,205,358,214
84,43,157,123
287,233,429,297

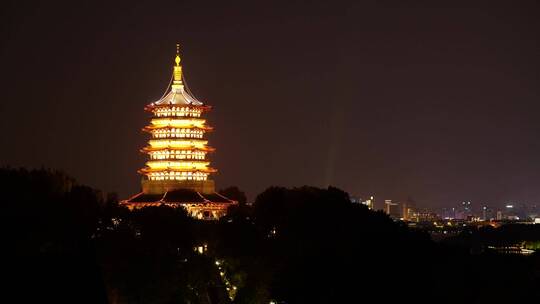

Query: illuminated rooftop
150,44,203,107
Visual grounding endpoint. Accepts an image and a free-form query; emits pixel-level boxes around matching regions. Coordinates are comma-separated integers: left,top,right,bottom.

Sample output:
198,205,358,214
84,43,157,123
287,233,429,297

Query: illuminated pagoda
122,44,237,220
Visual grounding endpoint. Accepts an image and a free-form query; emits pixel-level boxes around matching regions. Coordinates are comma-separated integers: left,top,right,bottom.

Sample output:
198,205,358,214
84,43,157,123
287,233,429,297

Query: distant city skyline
350,194,539,220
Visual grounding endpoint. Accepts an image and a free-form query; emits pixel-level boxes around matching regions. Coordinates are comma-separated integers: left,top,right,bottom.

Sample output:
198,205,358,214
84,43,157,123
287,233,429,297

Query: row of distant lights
462,201,522,209
215,260,237,301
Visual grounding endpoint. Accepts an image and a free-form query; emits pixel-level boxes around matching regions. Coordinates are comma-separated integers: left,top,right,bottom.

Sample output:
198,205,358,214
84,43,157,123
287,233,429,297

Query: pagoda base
121,188,237,220
142,179,215,194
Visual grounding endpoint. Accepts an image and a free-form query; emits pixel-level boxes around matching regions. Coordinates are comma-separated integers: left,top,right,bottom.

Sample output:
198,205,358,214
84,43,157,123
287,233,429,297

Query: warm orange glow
148,139,208,149
151,118,207,129
143,170,211,181
146,160,211,170
153,106,202,117
137,45,217,182
149,150,206,160
121,45,237,222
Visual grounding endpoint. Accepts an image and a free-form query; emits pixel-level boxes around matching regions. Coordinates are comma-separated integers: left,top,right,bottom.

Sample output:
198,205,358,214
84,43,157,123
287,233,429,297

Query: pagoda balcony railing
143,125,214,132
150,134,206,139
152,113,203,118
149,156,207,160
145,104,212,112
139,167,218,174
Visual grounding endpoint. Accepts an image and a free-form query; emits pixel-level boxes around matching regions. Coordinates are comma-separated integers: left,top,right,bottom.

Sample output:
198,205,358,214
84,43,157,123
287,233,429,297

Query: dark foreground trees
3,168,107,303
3,168,540,303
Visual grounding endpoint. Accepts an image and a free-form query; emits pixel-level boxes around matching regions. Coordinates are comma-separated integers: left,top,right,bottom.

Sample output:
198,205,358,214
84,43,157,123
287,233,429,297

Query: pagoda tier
144,139,211,149
142,146,214,153
122,44,237,220
144,148,208,160
143,126,212,135
144,117,213,130
144,129,210,141
139,169,215,182
145,104,211,116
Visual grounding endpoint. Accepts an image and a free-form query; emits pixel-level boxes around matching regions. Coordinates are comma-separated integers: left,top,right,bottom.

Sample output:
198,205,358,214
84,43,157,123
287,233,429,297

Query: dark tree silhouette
3,168,539,303
2,167,107,303
219,186,248,206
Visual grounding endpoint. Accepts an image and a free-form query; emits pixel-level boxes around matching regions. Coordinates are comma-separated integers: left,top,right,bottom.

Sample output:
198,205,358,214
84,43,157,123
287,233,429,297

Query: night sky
2,1,539,210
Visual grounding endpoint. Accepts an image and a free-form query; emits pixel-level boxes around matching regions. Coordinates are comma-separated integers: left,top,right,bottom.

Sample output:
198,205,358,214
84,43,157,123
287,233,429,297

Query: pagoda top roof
151,87,203,107
149,44,204,107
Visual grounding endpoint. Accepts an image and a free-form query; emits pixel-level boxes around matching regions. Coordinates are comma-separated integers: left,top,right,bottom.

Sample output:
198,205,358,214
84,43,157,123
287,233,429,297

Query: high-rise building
385,200,401,218
122,45,237,219
401,197,416,221
441,207,457,219
361,196,375,210
504,204,521,220
460,201,472,219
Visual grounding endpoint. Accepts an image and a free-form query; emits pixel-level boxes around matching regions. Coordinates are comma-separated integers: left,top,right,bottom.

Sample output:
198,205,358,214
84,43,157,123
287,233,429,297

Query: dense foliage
3,168,539,303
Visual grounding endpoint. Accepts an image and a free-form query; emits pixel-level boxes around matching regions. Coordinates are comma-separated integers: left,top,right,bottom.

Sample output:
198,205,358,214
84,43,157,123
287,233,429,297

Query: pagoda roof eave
145,103,212,111
144,89,210,110
140,146,215,153
138,167,218,174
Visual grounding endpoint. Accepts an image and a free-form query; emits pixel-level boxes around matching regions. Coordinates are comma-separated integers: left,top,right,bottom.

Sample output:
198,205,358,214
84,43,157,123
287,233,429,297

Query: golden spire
172,43,183,91
175,43,181,66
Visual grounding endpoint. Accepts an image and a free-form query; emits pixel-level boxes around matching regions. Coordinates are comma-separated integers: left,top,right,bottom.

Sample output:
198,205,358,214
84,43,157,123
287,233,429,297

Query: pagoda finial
172,43,183,90
175,43,181,66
